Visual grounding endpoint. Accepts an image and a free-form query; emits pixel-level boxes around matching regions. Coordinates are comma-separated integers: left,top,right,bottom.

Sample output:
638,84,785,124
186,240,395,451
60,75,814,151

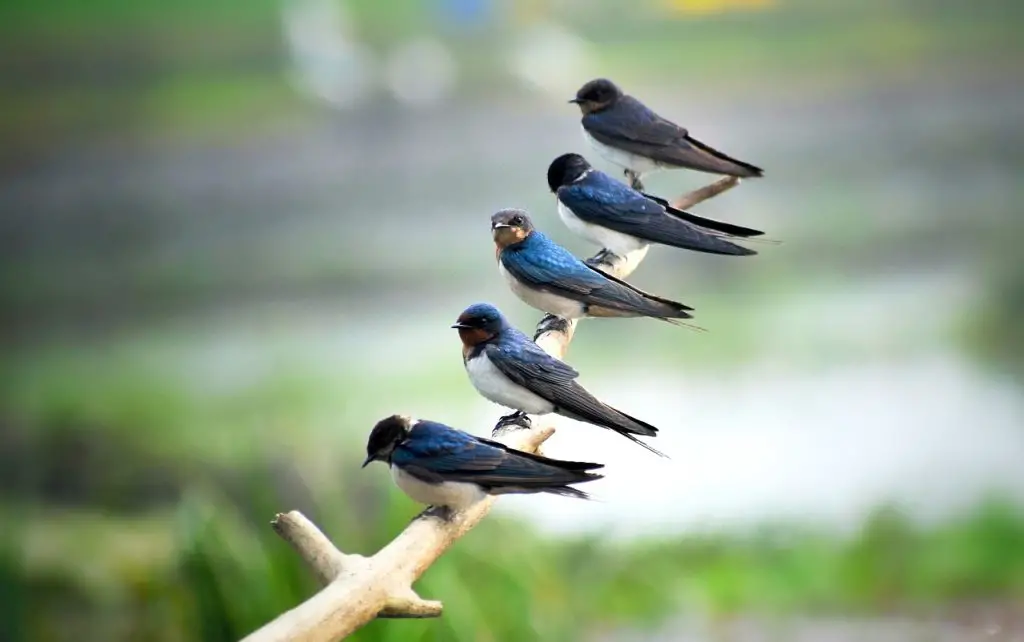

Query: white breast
391,465,486,509
498,259,586,319
465,352,555,415
556,200,648,256
582,126,663,176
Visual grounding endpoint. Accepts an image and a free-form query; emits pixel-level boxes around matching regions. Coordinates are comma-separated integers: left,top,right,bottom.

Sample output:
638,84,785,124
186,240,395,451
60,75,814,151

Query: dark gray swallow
363,414,604,508
547,152,762,257
490,208,696,324
453,302,666,457
570,78,763,188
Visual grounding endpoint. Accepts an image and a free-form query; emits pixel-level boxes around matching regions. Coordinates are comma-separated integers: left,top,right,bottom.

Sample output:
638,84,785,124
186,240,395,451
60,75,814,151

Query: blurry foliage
7,490,1024,641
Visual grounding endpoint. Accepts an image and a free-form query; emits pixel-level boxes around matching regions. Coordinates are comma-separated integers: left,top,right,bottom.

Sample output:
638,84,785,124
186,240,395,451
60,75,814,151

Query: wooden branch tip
379,592,444,619
243,175,741,642
271,511,349,585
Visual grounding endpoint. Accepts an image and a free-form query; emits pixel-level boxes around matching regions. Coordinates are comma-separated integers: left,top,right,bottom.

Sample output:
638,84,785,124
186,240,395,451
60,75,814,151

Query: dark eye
511,216,523,226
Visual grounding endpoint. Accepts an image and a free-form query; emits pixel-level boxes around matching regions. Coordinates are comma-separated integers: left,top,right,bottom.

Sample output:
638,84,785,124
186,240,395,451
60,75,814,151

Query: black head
363,414,411,467
569,78,623,115
546,153,593,192
491,208,535,249
451,302,506,347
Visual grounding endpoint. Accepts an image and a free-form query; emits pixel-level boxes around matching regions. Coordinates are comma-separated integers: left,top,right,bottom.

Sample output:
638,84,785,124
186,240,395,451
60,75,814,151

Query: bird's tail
558,402,670,458
585,265,696,320
681,134,764,178
542,485,598,500
643,192,766,238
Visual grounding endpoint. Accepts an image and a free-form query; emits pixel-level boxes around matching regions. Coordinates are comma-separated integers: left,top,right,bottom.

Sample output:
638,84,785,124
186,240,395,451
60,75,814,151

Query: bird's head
491,208,534,249
451,302,506,349
547,153,592,192
569,78,622,115
363,414,412,468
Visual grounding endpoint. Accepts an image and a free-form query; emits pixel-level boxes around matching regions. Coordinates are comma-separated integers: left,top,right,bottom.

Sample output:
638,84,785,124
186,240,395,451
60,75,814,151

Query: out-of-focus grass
8,491,1024,641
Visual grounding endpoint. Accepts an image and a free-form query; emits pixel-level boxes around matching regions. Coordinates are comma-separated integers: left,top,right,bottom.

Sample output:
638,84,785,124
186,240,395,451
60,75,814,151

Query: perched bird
490,208,695,324
362,414,604,508
452,302,666,457
547,152,763,257
570,78,763,188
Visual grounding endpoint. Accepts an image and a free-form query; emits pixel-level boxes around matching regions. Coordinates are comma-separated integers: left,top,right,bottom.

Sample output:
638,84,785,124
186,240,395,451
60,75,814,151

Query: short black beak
568,98,582,104
451,322,472,330
492,222,511,230
361,455,373,468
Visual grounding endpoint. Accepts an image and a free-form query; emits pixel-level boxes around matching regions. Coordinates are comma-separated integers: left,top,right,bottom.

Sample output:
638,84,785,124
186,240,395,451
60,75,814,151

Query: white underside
499,260,586,319
556,200,648,256
465,352,556,415
391,465,486,508
583,126,663,176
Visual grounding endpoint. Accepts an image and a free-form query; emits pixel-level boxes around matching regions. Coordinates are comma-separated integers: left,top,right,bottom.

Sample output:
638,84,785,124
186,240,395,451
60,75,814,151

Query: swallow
570,78,763,188
362,414,604,509
452,302,667,457
490,208,695,324
547,152,763,257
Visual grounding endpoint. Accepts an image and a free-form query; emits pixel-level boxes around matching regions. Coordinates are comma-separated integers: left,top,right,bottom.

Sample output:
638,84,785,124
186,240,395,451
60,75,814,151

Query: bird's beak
491,222,511,230
451,322,472,330
361,455,374,468
568,98,582,104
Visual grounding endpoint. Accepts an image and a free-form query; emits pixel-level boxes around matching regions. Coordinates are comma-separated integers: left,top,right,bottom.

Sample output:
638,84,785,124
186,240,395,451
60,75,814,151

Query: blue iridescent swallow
547,152,763,257
490,208,695,324
570,78,763,187
452,302,666,457
362,414,604,508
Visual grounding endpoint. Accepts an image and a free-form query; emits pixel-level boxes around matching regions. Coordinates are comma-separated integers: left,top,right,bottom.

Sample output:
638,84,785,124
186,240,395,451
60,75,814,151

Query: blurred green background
3,0,1024,640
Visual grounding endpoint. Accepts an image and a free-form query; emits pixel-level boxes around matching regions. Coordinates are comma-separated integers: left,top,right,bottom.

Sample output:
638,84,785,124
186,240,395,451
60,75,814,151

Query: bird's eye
511,216,523,226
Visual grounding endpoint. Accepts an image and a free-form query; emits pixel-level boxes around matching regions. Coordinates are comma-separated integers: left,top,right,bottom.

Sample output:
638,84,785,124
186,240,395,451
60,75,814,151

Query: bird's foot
493,411,531,436
534,314,571,340
584,248,620,269
625,169,645,191
418,504,456,522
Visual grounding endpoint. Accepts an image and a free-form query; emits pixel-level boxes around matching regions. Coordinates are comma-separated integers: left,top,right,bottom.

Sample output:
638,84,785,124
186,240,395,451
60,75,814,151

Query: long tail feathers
544,485,597,500
642,191,766,238
683,134,764,178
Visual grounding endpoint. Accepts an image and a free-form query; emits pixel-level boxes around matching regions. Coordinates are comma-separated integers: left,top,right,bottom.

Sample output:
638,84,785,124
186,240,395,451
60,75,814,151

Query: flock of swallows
362,78,767,513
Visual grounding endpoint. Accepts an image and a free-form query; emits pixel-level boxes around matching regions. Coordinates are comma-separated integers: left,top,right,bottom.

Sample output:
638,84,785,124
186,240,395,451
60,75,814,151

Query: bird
547,152,763,258
362,414,605,509
452,302,667,457
490,208,696,324
570,78,763,189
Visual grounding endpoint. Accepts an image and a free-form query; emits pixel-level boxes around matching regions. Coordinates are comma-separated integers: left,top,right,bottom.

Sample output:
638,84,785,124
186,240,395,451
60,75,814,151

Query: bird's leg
534,314,571,341
493,410,531,436
625,169,645,191
418,504,455,522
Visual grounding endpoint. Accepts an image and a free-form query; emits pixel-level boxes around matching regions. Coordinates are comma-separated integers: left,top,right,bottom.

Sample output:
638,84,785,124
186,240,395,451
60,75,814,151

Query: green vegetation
9,487,1024,640
4,336,1024,640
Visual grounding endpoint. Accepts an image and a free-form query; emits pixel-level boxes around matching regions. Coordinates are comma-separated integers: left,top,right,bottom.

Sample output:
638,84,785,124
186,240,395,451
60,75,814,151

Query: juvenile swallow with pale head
452,302,666,457
362,414,604,509
490,208,695,324
547,152,763,257
570,78,763,188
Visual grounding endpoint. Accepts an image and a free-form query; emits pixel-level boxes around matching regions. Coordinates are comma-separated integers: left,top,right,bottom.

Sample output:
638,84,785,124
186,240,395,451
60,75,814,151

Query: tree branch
240,175,740,642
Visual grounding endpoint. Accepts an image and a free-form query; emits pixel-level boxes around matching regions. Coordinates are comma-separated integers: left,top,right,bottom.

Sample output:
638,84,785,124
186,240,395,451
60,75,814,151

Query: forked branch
240,175,741,642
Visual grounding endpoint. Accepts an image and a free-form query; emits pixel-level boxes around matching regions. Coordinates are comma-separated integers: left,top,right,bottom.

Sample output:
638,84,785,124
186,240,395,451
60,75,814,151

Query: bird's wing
394,421,601,487
501,234,694,316
560,177,755,256
500,235,611,296
641,191,765,238
583,97,690,151
584,97,763,177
